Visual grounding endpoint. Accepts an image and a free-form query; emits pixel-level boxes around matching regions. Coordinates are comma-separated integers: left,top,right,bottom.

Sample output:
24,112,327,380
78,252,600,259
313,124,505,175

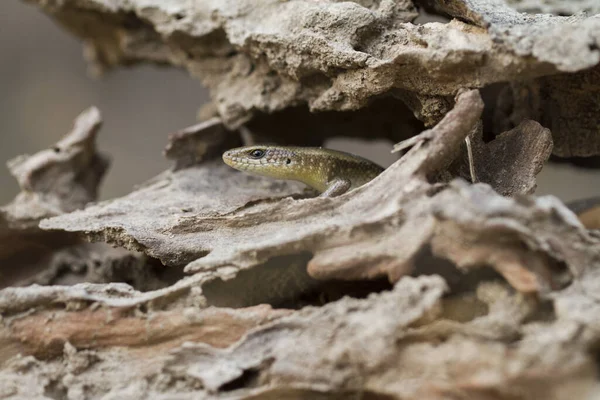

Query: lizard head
222,145,301,180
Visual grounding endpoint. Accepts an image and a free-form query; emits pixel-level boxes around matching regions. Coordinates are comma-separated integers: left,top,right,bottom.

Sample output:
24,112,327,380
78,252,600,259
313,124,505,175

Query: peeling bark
4,0,600,398
22,0,600,155
0,107,110,288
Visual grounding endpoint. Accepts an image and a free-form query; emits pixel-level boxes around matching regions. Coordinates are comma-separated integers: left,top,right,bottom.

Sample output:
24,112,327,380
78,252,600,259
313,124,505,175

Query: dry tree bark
2,0,600,399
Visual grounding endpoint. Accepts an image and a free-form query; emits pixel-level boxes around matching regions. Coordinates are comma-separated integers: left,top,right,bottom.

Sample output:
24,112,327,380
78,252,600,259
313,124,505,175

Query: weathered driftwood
0,107,109,288
41,90,571,297
22,0,600,156
3,86,600,398
0,108,174,292
2,0,600,398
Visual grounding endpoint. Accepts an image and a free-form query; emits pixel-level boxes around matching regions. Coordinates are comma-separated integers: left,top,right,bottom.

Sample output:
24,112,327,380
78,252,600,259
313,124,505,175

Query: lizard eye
249,149,265,159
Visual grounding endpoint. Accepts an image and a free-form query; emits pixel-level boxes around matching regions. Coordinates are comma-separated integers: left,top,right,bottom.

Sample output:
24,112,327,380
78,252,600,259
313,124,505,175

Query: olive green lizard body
223,146,600,230
222,145,384,197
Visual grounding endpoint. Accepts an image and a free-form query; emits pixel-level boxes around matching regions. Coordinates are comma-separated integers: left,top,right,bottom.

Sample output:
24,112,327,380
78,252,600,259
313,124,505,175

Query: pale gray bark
2,0,600,398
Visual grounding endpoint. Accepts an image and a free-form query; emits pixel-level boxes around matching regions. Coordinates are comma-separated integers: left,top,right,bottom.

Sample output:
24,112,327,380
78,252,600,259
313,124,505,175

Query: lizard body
222,145,384,197
223,145,600,229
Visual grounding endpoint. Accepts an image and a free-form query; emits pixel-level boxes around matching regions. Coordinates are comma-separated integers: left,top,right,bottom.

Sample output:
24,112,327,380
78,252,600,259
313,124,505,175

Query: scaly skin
223,146,600,226
222,146,384,197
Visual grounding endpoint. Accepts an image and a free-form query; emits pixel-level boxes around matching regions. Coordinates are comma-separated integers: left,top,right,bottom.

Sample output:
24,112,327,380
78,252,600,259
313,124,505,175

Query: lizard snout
223,149,236,160
222,149,244,170
222,150,234,165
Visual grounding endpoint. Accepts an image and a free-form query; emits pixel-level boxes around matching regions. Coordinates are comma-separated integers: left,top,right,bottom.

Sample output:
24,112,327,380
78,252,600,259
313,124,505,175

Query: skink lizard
223,145,600,229
222,145,384,197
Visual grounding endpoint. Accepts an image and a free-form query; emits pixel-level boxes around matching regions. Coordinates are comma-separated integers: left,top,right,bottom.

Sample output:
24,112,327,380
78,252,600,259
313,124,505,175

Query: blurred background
1,1,599,205
0,2,202,203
